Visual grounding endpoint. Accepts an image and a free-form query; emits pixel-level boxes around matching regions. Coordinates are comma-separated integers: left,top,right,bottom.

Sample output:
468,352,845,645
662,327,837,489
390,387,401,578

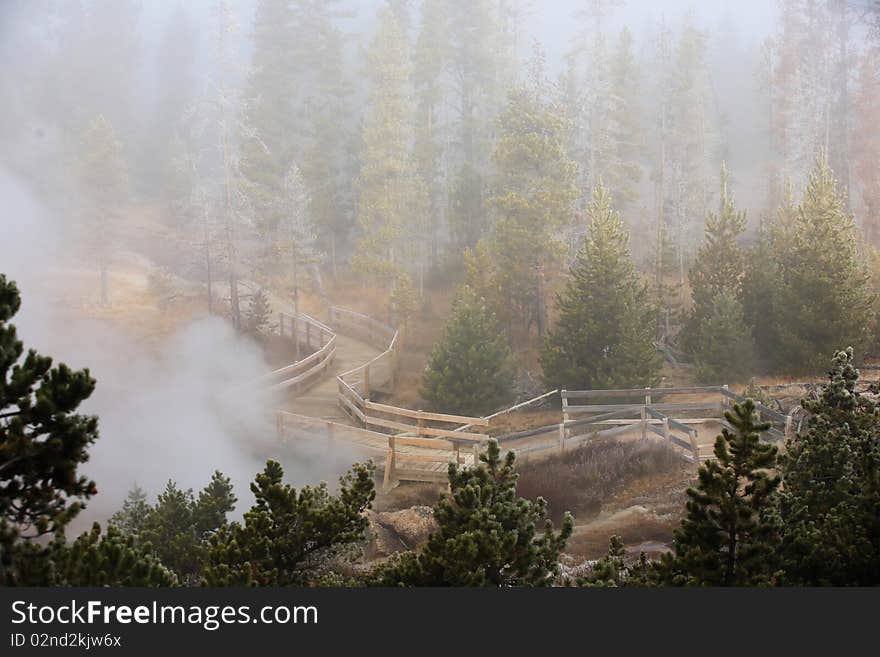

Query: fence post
558,423,566,453
645,386,652,406
305,322,311,351
689,429,700,462
662,416,669,441
292,314,300,360
561,389,569,424
641,405,647,440
784,414,793,440
417,411,425,437
722,384,729,409
364,365,371,398
383,435,396,491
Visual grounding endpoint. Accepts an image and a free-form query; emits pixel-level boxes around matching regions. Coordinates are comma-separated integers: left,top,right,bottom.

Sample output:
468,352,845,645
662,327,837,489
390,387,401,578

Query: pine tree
109,485,150,539
204,460,374,586
664,16,716,284
14,523,176,587
774,150,874,374
684,164,755,381
146,2,197,203
605,27,643,215
445,0,506,253
140,481,201,582
295,0,353,279
137,472,236,584
541,182,661,390
656,399,782,586
238,0,296,233
576,534,652,587
479,69,578,335
692,291,756,384
193,471,237,538
373,440,573,586
80,114,129,306
245,289,271,335
420,286,514,417
277,164,321,309
412,0,448,266
852,47,880,244
353,8,427,286
740,210,785,370
0,274,99,585
777,348,880,585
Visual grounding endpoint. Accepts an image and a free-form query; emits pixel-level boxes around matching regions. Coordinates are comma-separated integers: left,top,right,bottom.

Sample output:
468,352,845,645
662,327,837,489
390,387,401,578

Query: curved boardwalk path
243,282,464,470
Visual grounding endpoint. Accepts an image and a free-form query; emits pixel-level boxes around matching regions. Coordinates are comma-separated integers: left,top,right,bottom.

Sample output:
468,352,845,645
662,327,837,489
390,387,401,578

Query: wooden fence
252,311,336,394
270,303,808,485
330,307,490,488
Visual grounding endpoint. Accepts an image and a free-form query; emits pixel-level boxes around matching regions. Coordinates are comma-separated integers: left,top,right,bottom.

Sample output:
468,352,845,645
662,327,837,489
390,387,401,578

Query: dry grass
373,481,446,512
516,437,686,524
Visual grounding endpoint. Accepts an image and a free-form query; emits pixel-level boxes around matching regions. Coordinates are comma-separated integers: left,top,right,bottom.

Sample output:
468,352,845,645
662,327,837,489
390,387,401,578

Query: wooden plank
393,436,455,449
393,453,455,464
568,402,722,414
364,400,488,426
365,415,485,440
339,394,366,423
564,403,645,413
393,469,449,483
564,386,723,399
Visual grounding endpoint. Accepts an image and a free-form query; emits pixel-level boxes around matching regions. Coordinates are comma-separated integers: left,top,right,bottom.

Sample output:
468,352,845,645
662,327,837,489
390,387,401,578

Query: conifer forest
2,0,880,588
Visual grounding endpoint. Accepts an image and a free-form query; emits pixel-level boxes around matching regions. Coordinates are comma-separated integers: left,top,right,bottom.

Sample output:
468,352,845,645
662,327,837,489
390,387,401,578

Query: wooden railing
271,303,807,483
252,311,336,394
329,306,489,488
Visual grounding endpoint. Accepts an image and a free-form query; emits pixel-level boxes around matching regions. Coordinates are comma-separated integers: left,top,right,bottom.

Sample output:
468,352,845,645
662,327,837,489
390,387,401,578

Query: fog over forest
1,0,880,542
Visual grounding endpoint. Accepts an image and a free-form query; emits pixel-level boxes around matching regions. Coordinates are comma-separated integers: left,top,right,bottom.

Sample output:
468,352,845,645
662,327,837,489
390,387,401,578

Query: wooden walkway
238,282,475,480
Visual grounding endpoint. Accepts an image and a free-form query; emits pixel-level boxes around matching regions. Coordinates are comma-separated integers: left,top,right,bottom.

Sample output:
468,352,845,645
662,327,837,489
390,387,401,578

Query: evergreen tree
245,288,272,335
13,523,176,587
140,481,201,582
373,440,573,586
605,27,643,215
541,182,661,390
412,0,448,266
774,151,873,374
238,0,296,233
692,291,755,384
777,348,880,585
109,484,150,539
684,164,755,381
576,535,651,587
353,8,427,286
740,210,785,370
420,286,514,417
852,48,880,244
0,274,99,585
145,2,197,203
479,70,578,335
193,470,237,538
80,114,129,306
444,0,507,255
295,0,353,279
656,400,782,586
277,163,321,307
138,473,236,584
204,460,374,586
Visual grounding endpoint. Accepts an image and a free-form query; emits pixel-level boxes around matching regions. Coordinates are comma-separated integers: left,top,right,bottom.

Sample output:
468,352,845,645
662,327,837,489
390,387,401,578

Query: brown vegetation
516,437,687,524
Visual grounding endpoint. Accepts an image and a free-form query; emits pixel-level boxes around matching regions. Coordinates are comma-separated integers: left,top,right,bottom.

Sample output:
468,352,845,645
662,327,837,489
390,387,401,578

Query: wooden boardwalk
280,332,380,423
